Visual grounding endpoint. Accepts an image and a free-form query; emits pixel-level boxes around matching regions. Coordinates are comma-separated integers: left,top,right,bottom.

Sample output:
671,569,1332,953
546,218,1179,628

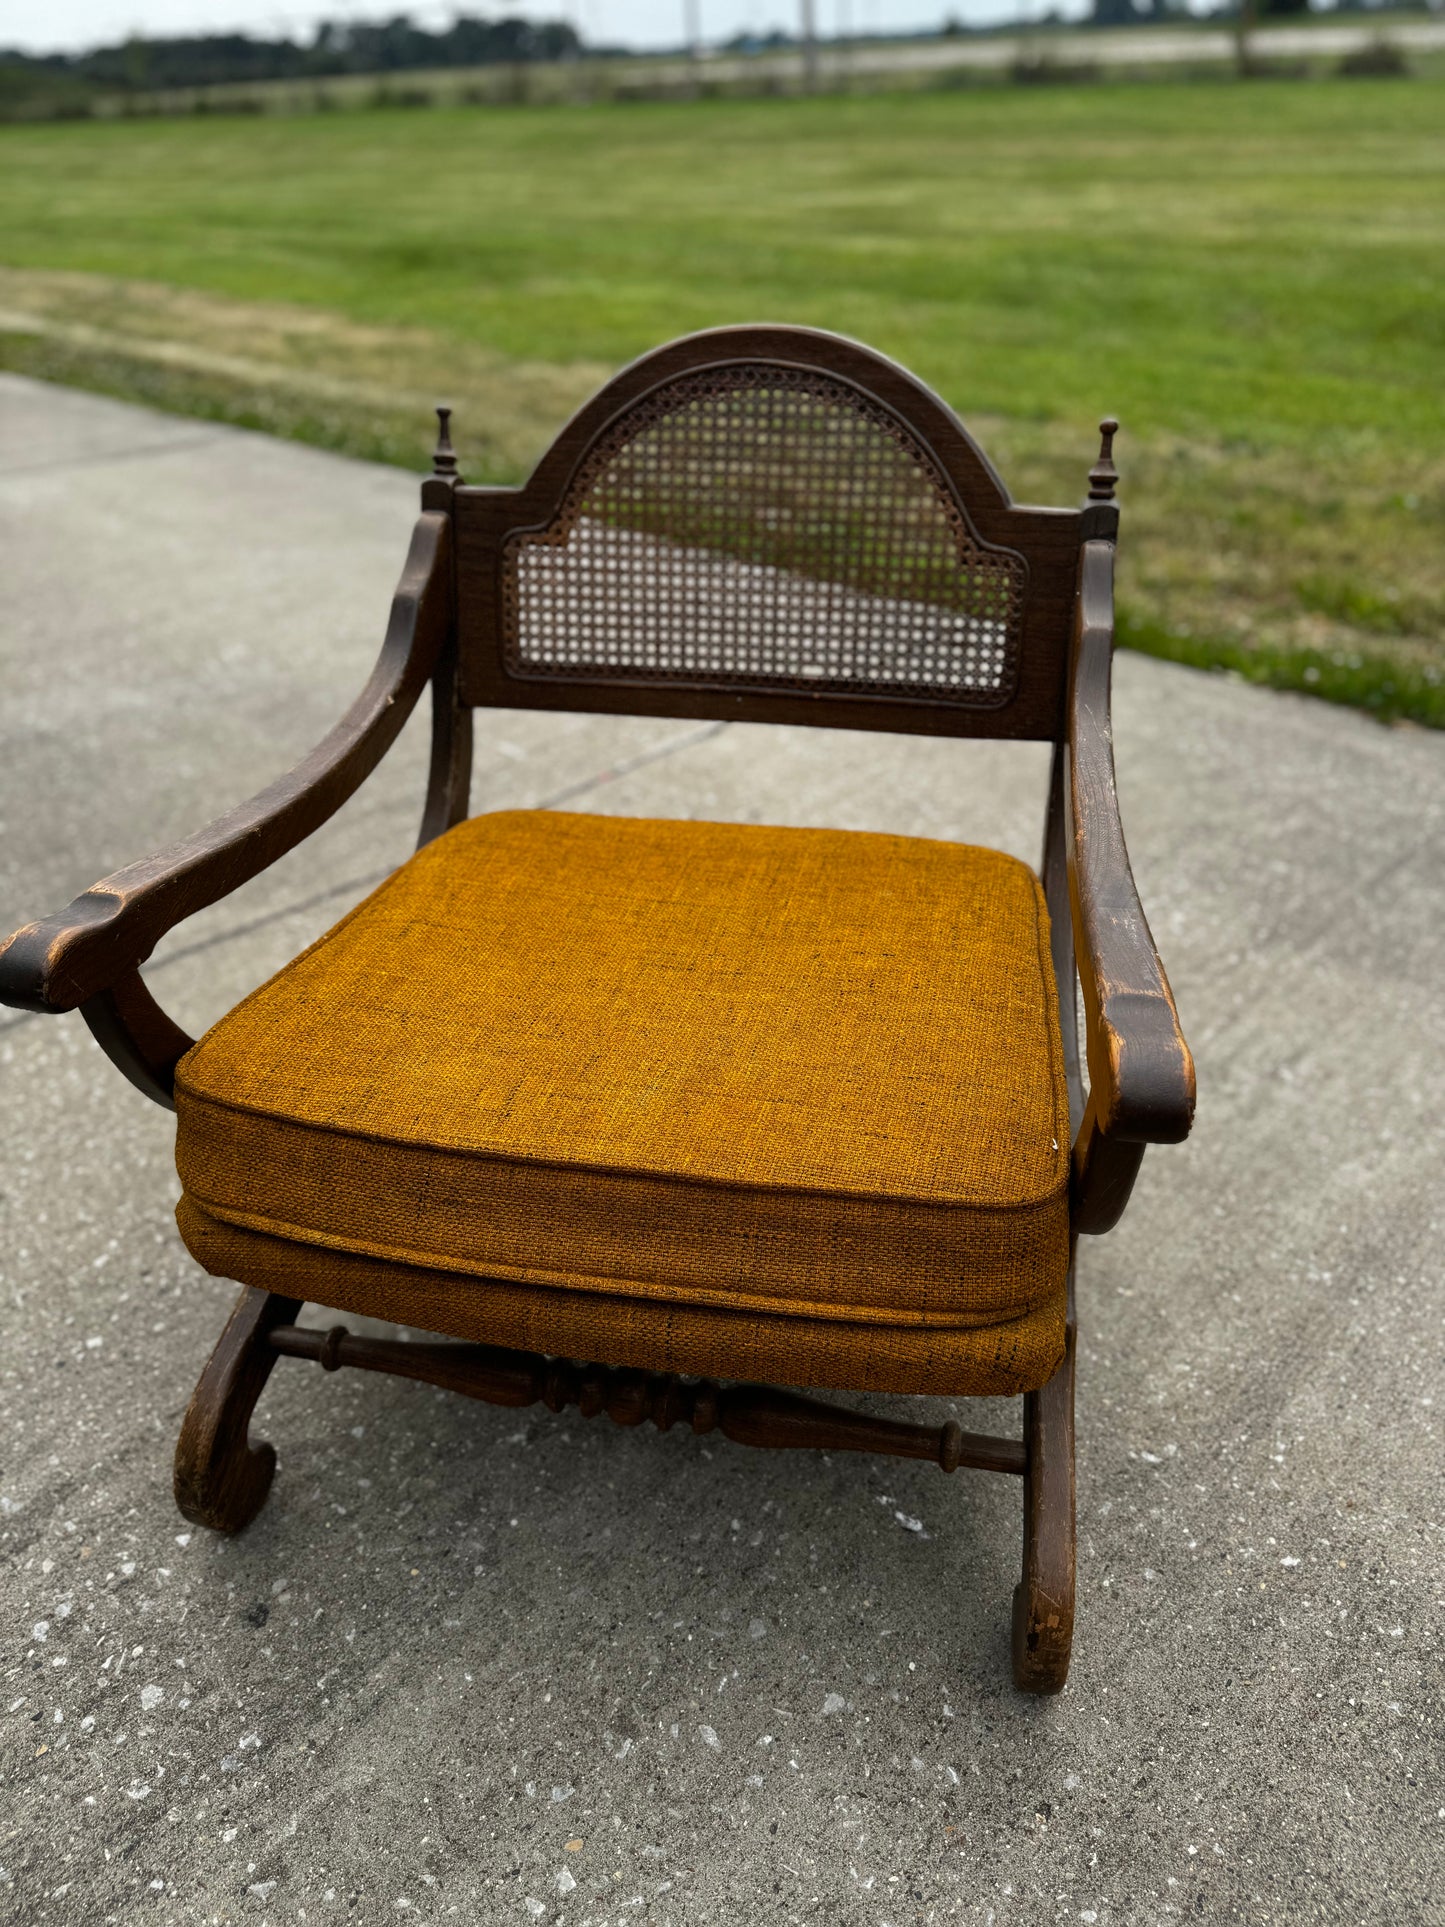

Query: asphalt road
1,376,1442,1926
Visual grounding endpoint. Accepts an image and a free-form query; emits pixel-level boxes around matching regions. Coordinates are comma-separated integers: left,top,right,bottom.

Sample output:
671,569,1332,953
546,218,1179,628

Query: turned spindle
1087,416,1119,503
431,405,459,480
264,1321,1025,1476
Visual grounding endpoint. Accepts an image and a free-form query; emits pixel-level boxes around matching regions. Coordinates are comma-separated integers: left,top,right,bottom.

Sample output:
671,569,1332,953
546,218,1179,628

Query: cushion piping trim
174,1082,1071,1213
181,1195,1066,1330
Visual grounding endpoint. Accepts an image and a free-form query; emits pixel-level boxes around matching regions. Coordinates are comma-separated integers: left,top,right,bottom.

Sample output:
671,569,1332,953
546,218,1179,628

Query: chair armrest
0,510,453,1015
1068,538,1195,1147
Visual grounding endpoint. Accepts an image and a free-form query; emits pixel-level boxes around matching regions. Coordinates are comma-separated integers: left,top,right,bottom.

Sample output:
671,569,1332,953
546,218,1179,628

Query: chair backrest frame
449,326,1087,744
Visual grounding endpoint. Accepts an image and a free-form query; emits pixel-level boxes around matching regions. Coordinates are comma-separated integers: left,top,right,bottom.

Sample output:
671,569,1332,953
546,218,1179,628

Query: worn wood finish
454,326,1081,741
79,967,194,1110
1011,1273,1077,1694
415,408,473,847
0,512,454,1014
1066,538,1195,1146
173,1285,303,1533
417,634,473,848
1071,1100,1150,1236
268,1320,1027,1475
1042,741,1084,1140
1065,537,1195,1233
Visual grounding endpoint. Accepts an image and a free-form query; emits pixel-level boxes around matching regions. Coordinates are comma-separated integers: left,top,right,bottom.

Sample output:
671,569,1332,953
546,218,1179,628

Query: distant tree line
1089,0,1305,19
0,0,1428,119
1,14,584,114
1090,0,1426,17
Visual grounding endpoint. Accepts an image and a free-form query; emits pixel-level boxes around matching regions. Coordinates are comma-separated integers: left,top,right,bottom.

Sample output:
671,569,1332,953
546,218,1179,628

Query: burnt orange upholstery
173,810,1071,1396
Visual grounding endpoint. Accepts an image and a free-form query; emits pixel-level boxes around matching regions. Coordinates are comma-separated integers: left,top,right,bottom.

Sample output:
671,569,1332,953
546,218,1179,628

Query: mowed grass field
2,80,1442,720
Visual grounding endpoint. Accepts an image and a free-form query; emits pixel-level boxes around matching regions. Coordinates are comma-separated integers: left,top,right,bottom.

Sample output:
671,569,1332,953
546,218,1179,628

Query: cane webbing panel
503,366,1028,707
174,811,1070,1393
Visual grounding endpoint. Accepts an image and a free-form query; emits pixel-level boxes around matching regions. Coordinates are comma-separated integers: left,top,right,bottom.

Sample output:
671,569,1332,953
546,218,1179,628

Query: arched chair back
451,327,1088,741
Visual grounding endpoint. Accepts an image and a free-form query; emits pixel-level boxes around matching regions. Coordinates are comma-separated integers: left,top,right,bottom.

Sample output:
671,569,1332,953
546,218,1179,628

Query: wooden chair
0,327,1193,1693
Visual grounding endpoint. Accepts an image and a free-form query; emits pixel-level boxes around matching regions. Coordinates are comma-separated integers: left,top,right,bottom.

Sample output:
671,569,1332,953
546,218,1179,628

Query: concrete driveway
1,376,1441,1926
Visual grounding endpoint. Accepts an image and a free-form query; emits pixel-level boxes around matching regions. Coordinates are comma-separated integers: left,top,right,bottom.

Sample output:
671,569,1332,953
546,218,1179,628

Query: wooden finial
1087,417,1119,502
431,404,458,479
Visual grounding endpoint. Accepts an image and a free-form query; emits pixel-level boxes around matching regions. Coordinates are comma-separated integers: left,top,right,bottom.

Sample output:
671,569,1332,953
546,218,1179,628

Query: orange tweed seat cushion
173,810,1071,1397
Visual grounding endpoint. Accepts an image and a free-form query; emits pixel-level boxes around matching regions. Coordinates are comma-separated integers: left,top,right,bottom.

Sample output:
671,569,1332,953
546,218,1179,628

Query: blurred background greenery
2,74,1441,722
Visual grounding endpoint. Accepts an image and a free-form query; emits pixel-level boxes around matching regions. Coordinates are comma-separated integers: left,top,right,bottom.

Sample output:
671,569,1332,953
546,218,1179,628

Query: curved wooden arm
1068,539,1194,1226
0,512,453,1015
80,968,194,1110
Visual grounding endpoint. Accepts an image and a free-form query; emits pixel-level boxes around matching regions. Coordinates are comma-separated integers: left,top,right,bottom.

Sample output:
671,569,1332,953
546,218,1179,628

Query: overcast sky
6,0,1081,58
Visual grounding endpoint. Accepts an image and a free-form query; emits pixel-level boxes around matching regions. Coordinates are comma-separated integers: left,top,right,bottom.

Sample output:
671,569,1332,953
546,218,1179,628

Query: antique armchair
0,327,1193,1693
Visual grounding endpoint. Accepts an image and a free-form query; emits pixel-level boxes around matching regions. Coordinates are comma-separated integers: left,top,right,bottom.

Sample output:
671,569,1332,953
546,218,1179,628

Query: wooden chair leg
174,1285,303,1534
1011,1316,1076,1693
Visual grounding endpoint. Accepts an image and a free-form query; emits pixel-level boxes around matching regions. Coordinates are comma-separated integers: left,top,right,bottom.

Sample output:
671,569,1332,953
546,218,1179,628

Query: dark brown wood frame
0,327,1193,1695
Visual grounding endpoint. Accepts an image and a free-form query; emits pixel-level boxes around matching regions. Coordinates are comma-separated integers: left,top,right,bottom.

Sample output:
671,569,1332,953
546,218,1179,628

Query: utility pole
800,0,819,90
684,0,701,63
1233,0,1257,76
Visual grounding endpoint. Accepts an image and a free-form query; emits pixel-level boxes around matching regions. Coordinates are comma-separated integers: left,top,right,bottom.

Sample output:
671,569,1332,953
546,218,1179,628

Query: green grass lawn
2,79,1442,721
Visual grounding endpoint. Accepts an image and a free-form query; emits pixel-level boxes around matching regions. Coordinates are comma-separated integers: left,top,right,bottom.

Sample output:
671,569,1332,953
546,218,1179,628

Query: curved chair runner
0,327,1194,1693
